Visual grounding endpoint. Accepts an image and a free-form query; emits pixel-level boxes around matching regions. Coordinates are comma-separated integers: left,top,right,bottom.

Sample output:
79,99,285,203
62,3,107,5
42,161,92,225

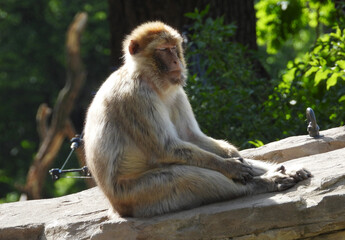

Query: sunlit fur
84,21,311,218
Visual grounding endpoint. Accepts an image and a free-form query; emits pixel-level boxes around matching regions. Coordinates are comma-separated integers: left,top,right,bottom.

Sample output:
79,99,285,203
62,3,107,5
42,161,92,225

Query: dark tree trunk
107,0,268,78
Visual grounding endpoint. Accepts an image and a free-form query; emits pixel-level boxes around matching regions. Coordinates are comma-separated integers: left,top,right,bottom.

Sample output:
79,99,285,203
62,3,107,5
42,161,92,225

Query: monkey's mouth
169,70,182,77
168,71,186,85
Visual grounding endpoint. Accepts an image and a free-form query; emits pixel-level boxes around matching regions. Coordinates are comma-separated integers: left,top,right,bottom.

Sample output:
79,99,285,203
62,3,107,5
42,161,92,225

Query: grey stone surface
241,126,345,163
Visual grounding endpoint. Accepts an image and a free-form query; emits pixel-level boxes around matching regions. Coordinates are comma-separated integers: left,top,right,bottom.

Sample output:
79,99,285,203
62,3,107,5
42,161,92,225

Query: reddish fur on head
123,21,186,76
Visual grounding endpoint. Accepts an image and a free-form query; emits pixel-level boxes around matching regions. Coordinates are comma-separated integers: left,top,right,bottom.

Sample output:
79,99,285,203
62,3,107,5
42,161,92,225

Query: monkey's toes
290,168,312,181
276,165,286,174
275,176,297,191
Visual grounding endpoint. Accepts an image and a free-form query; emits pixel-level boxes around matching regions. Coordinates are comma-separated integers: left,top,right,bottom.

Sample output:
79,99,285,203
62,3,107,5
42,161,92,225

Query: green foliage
255,0,344,139
53,173,83,197
269,27,345,135
185,3,344,150
247,139,265,148
0,0,109,202
256,0,344,82
256,0,336,54
0,191,20,204
185,7,272,149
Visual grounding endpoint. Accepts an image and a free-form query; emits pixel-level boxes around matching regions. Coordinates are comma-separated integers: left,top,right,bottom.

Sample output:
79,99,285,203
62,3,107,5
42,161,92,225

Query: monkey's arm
173,89,241,158
192,137,241,158
117,88,253,182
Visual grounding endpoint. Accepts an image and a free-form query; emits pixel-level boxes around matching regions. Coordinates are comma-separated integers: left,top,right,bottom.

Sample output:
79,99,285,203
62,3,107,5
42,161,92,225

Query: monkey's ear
129,40,140,55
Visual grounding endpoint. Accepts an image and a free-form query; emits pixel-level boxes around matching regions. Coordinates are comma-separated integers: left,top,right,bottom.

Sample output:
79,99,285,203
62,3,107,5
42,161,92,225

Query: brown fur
84,21,311,217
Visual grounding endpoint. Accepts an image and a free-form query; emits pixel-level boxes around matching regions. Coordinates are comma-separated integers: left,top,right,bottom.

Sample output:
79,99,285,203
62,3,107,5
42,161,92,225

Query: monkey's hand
220,157,255,184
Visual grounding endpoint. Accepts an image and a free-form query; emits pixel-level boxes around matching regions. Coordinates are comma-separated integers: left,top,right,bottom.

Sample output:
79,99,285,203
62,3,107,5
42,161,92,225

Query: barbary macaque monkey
84,21,311,217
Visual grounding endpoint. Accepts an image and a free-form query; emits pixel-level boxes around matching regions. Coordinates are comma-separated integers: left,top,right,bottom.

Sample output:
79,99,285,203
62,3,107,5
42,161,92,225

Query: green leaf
304,66,319,77
200,4,210,17
20,140,35,150
338,95,345,102
184,12,198,19
329,113,337,120
326,73,339,90
336,60,345,69
94,11,106,20
248,140,264,148
314,68,331,86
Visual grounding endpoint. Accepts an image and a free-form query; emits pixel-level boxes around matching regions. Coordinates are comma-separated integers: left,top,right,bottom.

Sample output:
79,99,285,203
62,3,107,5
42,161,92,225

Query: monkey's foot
264,167,312,191
277,168,311,191
286,168,312,182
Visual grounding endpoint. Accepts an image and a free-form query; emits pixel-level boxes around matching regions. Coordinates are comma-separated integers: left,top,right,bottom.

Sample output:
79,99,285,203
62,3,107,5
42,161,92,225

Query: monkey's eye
156,46,177,52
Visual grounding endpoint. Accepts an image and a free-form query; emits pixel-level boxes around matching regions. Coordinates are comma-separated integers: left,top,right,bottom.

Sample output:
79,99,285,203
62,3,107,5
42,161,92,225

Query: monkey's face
124,22,187,88
153,43,185,85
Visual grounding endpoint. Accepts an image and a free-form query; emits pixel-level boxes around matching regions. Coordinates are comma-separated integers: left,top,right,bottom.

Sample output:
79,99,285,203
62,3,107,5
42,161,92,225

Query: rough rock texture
241,126,345,163
1,126,345,240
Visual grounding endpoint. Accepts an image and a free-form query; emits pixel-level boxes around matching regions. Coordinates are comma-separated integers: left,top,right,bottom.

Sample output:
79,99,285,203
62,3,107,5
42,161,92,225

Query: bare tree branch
24,12,88,199
36,103,52,144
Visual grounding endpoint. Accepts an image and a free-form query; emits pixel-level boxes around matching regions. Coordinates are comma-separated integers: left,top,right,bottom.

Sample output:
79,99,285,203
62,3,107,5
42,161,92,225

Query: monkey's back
84,68,132,195
84,67,158,199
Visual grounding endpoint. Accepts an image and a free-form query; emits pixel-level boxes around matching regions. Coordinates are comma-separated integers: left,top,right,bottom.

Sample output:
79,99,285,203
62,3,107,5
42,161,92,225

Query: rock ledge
1,127,345,240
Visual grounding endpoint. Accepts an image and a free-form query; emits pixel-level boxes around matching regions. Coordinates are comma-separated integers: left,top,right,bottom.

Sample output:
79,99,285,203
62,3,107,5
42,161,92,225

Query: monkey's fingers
223,158,254,184
244,164,256,176
236,164,255,184
234,173,253,185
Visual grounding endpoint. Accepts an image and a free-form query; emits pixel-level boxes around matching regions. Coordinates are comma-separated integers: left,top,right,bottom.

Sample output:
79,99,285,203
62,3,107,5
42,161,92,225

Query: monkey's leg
115,165,249,217
114,164,309,218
